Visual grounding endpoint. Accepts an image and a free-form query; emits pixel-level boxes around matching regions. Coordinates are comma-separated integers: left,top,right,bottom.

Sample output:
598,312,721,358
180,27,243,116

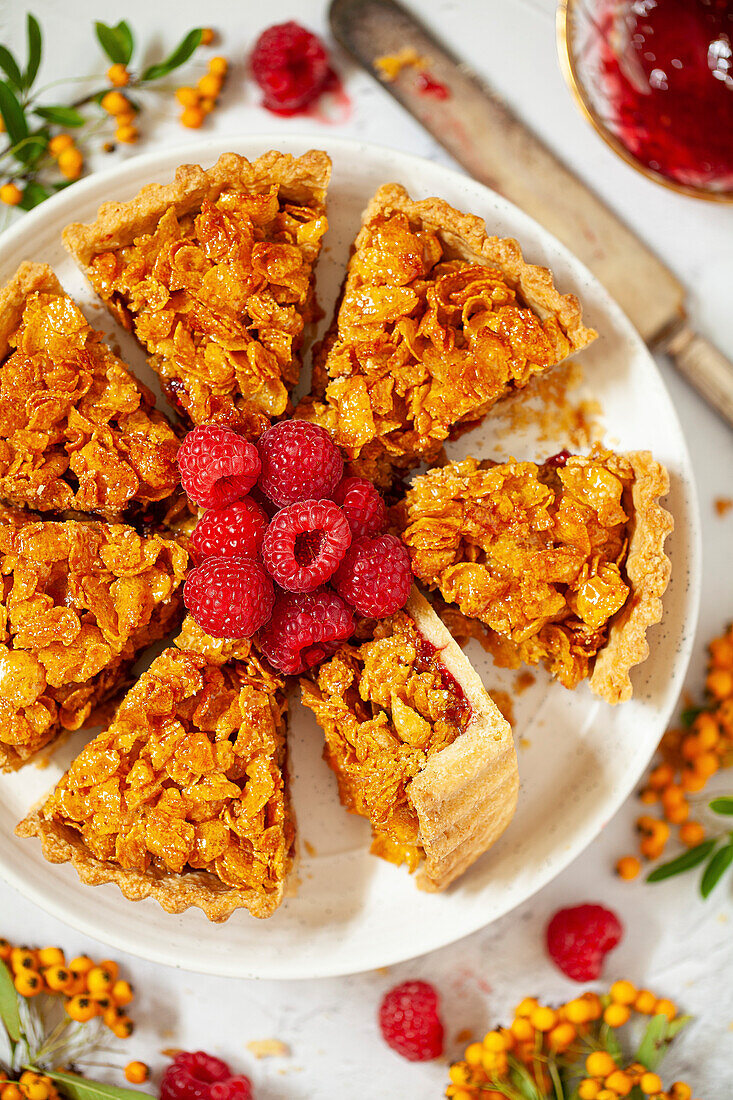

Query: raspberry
262,500,351,592
258,589,354,674
256,420,343,508
184,556,274,638
378,980,444,1062
251,22,331,114
332,477,387,538
546,904,623,982
161,1053,252,1100
192,498,269,563
177,425,261,509
333,534,412,617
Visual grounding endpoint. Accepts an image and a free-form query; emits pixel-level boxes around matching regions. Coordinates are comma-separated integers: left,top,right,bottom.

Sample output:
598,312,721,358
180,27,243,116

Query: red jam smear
415,71,450,99
546,449,572,468
415,633,473,727
596,0,733,191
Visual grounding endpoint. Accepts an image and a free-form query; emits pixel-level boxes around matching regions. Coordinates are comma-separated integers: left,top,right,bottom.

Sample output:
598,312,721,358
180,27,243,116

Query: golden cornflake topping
402,451,635,690
0,507,187,770
301,611,471,870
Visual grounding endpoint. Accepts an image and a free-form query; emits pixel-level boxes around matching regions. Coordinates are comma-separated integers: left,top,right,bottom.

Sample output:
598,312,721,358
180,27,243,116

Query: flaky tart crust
0,261,180,518
63,151,331,432
301,182,597,484
18,635,294,922
302,588,518,891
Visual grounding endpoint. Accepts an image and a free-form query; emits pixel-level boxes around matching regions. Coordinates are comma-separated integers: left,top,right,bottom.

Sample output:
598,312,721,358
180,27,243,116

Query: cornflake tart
400,449,673,704
63,151,331,434
0,262,179,518
300,183,596,485
301,589,518,890
17,616,294,922
0,506,187,772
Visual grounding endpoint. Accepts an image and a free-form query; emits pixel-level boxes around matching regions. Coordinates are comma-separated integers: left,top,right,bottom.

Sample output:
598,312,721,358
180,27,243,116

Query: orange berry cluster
617,623,733,879
0,1069,61,1100
176,55,228,128
101,88,139,145
49,133,84,179
447,983,697,1100
0,939,135,1038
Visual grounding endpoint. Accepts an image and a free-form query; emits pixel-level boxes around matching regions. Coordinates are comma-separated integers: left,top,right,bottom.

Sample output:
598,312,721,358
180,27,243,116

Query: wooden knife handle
663,323,733,429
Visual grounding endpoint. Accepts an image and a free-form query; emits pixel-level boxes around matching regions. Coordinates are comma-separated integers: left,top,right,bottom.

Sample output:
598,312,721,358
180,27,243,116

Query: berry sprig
0,16,223,210
616,622,733,895
446,982,697,1100
178,420,413,675
0,939,149,1100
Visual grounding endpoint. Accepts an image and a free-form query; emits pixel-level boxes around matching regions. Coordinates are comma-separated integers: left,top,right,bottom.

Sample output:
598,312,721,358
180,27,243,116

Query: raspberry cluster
178,420,413,674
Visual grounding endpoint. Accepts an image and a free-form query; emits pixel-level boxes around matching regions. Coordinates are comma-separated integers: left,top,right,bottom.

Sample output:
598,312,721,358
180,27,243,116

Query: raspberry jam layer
415,633,473,727
596,0,733,191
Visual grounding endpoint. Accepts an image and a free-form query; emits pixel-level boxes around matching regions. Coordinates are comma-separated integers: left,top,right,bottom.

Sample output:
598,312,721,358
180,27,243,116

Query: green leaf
709,796,733,816
646,838,717,882
23,14,42,90
667,1014,693,1039
33,104,85,127
95,21,134,65
141,27,202,81
0,959,21,1042
700,841,733,898
680,705,702,728
0,46,23,91
19,179,50,209
0,81,28,146
12,132,48,168
635,1013,671,1071
46,1072,150,1100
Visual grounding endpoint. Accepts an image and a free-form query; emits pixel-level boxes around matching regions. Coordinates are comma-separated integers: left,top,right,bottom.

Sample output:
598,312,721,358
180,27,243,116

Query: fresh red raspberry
333,534,412,617
192,498,269,563
332,477,388,538
178,425,261,509
262,500,351,592
184,556,274,638
258,589,354,675
546,904,623,982
378,980,444,1062
250,22,332,114
161,1052,252,1100
256,421,343,508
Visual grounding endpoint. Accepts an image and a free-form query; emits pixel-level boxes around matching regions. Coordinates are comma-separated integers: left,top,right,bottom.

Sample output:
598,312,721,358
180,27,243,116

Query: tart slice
0,506,188,771
400,449,673,703
0,262,180,519
17,618,294,922
63,151,331,434
300,589,518,890
299,183,596,485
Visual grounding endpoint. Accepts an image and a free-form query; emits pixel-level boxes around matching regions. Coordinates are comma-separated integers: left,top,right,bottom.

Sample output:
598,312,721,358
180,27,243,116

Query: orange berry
610,980,637,1005
196,74,221,98
208,56,228,77
44,965,72,992
114,111,136,127
639,787,659,804
0,182,23,206
10,947,35,972
681,766,707,793
634,989,657,1014
199,98,216,114
548,1022,576,1049
86,966,114,994
693,752,719,779
565,997,593,1024
604,1003,630,1027
641,836,666,860
605,1071,633,1097
14,970,42,997
529,1006,556,1031
654,998,676,1020
48,134,74,155
180,106,205,128
670,1084,692,1100
616,855,641,880
58,147,83,179
661,784,685,808
2,1085,23,1100
482,1031,509,1052
640,1073,663,1094
681,734,702,761
103,1005,127,1027
510,1018,534,1042
586,1051,617,1078
665,800,690,825
679,820,705,847
66,994,96,1022
514,997,538,1018
111,979,134,1006
37,947,65,967
463,1042,482,1066
124,1063,148,1085
649,763,674,789
101,91,129,116
112,1017,134,1039
707,668,733,698
175,86,199,107
693,712,719,749
115,125,138,144
200,27,215,45
99,960,119,981
0,939,11,960
578,1083,600,1100
582,993,603,1020
710,635,733,666
106,63,130,86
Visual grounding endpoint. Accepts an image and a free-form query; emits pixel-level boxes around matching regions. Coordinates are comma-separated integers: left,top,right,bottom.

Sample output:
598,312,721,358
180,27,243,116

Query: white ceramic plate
0,136,700,979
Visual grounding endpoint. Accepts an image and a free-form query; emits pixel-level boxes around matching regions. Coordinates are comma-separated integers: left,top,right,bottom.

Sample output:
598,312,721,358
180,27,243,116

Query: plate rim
0,132,702,978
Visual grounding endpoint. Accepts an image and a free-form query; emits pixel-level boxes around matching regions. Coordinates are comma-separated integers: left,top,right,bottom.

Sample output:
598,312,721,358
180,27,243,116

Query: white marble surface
0,1,732,1096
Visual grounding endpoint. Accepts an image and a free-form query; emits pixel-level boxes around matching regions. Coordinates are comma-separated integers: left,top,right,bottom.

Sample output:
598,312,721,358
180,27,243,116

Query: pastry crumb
492,361,603,449
246,1039,290,1059
714,496,732,517
515,671,536,694
375,47,429,81
303,839,317,857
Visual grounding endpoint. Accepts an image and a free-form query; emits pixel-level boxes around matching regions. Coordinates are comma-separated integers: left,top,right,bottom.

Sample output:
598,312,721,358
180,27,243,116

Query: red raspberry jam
415,634,473,726
596,0,733,192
